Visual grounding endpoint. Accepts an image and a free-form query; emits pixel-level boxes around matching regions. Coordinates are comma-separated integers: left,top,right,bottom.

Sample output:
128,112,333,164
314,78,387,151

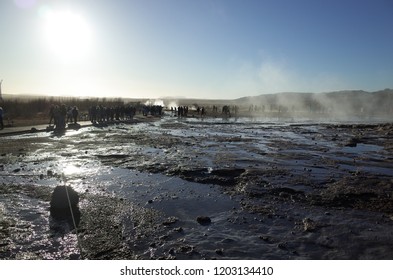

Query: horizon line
1,88,392,101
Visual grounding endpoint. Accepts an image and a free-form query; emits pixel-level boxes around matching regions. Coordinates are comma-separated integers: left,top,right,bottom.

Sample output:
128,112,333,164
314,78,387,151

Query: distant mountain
233,89,393,116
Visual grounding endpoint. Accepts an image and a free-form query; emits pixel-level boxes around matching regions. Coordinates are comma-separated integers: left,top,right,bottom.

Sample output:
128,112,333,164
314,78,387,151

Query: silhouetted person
49,104,55,125
66,106,73,123
0,106,4,130
56,104,67,131
72,106,79,124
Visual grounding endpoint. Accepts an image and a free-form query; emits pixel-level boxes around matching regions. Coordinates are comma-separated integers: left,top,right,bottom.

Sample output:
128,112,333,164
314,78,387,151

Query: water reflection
62,165,81,176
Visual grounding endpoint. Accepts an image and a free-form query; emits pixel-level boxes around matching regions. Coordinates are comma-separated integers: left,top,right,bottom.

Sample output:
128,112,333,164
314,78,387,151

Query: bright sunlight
41,8,93,61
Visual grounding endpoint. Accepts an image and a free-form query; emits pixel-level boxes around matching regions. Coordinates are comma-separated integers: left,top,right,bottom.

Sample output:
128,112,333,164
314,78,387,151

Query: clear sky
1,0,392,100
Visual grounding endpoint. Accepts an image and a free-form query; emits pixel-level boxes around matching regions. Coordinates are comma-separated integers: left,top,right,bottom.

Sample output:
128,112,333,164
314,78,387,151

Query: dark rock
302,217,317,232
179,245,194,253
197,216,211,225
345,137,361,147
173,227,183,232
162,216,178,226
215,248,224,255
50,185,80,222
168,248,176,255
259,235,270,242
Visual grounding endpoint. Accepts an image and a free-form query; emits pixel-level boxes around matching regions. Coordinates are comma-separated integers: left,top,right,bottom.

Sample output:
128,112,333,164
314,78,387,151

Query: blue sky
1,0,392,99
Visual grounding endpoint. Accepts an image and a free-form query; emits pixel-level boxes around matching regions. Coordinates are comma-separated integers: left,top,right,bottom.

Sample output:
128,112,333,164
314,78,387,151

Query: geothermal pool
1,116,393,259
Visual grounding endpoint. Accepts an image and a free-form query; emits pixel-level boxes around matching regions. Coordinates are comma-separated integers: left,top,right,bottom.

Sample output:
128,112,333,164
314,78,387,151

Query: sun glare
41,8,93,61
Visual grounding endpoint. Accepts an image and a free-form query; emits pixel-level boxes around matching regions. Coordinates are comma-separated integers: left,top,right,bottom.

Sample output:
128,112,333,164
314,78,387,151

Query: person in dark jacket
0,106,4,130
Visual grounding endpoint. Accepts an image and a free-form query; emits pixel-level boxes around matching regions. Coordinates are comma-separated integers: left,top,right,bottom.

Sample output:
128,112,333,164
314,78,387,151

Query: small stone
302,217,317,232
179,245,193,253
162,216,178,226
259,236,269,242
215,249,224,255
345,137,360,147
197,216,211,225
173,227,183,232
168,248,175,255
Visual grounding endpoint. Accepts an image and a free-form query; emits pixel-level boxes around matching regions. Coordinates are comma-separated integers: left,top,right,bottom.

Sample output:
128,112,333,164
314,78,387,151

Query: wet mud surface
1,117,393,259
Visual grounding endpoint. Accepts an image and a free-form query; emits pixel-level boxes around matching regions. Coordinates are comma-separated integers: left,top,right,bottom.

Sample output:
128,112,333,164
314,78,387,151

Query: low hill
233,89,393,117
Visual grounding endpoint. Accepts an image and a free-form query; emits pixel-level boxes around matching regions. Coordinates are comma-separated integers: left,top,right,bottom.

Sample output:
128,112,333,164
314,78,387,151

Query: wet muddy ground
1,116,393,259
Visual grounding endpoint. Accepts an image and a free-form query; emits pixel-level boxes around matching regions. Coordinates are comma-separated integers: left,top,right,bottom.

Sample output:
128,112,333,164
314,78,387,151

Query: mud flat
1,116,393,259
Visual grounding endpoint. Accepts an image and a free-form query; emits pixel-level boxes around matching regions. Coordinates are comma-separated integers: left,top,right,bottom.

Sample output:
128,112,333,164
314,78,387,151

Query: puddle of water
93,168,236,214
74,167,292,259
342,143,384,154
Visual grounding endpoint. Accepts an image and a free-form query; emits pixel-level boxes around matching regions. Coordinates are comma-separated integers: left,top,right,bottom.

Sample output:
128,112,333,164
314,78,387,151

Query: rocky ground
1,117,393,259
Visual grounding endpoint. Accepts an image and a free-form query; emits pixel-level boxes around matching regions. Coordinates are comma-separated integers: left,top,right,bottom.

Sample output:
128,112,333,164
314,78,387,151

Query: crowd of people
170,106,190,117
142,105,163,117
169,105,236,118
46,102,243,132
49,103,139,130
196,106,206,116
89,104,137,123
49,104,79,131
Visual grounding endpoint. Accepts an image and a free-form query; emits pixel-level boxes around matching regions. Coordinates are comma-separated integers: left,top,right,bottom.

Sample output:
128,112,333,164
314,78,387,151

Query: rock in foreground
50,185,80,220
